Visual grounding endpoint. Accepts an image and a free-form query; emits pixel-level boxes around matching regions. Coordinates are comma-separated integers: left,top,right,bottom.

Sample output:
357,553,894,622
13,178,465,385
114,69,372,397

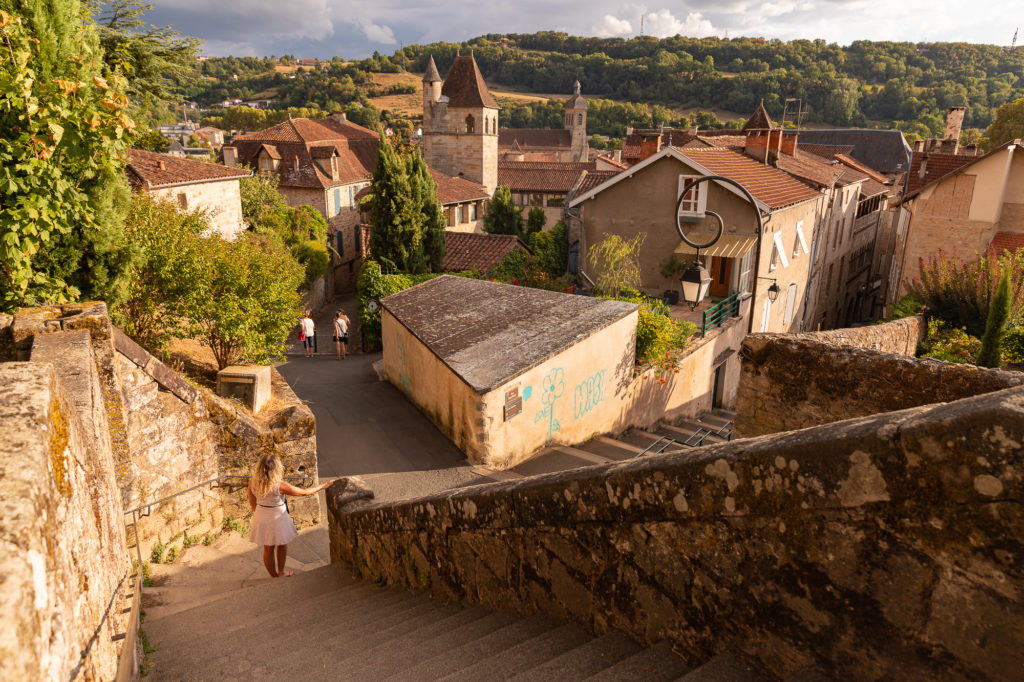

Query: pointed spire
742,100,775,132
423,55,441,83
573,80,581,95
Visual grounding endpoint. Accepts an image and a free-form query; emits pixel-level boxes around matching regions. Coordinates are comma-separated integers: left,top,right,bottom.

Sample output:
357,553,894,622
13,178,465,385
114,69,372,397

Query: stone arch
465,114,475,133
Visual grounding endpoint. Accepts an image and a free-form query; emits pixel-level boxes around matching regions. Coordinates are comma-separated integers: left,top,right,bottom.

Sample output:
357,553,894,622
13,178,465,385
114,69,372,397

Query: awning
674,234,757,259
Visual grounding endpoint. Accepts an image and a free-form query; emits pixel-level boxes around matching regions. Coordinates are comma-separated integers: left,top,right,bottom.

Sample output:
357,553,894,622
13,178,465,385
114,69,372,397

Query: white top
334,318,348,335
300,317,315,336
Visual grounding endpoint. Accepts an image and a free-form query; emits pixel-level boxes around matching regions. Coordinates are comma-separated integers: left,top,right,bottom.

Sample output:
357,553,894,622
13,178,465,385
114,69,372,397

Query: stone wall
787,314,926,354
734,318,1021,438
329,384,1024,681
0,362,130,681
151,177,245,240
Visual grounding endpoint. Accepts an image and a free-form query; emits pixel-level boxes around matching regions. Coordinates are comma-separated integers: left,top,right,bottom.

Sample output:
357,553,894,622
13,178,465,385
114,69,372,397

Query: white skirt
248,504,298,546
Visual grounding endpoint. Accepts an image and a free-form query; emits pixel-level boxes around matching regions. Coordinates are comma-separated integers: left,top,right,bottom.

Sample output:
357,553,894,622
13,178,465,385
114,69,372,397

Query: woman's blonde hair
251,453,283,498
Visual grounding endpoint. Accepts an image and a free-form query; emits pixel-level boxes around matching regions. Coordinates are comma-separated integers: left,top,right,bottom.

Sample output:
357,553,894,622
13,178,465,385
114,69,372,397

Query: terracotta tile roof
126,149,250,189
623,129,696,161
595,154,629,170
571,170,620,197
742,103,774,131
442,231,526,273
429,169,489,205
774,153,845,189
228,116,379,189
696,134,746,148
498,129,572,150
441,55,498,109
833,153,890,184
497,161,592,193
675,147,821,210
259,144,281,160
905,151,976,195
990,231,1024,255
860,177,888,197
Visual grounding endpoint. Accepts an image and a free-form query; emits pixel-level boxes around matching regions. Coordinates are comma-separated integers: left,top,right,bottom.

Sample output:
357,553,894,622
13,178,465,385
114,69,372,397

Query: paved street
276,296,490,503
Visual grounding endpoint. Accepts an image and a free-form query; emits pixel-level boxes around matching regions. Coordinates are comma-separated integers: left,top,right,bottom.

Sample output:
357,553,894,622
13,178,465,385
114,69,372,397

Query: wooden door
709,257,732,298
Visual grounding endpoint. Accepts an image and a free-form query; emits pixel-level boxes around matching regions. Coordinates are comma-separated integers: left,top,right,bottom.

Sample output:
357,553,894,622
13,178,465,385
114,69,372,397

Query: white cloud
358,20,397,44
595,14,633,37
642,8,716,38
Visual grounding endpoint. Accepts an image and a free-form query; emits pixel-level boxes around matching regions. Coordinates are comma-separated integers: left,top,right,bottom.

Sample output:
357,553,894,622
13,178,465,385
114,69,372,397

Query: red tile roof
429,169,489,205
441,55,498,109
905,151,975,196
442,231,525,273
990,231,1024,255
229,116,379,189
623,129,696,161
571,170,620,197
126,149,250,189
774,152,845,189
497,161,593,193
595,154,629,170
498,129,572,150
833,153,890,185
675,147,821,210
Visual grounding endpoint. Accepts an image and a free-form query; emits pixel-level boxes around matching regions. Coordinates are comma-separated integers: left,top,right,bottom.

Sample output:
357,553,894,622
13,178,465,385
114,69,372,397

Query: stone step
510,630,643,681
659,423,728,447
439,622,594,681
584,641,691,681
387,614,554,681
579,438,643,462
679,652,764,681
555,445,615,466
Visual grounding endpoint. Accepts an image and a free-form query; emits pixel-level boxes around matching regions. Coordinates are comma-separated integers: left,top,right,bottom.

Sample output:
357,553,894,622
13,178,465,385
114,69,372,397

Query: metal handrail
69,570,129,681
634,435,679,458
122,474,313,518
701,292,741,337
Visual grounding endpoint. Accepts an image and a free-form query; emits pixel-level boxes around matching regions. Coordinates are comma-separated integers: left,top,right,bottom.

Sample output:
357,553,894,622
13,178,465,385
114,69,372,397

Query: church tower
564,80,588,162
421,54,499,195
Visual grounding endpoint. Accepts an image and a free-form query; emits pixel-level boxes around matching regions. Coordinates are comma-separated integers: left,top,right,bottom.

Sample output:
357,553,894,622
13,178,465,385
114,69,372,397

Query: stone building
421,55,499,195
498,80,589,163
497,160,596,227
126,149,250,239
223,113,379,289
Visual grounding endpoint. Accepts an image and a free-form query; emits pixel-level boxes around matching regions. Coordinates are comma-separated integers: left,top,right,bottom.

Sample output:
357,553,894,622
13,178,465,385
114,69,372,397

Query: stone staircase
508,409,736,477
145,561,797,681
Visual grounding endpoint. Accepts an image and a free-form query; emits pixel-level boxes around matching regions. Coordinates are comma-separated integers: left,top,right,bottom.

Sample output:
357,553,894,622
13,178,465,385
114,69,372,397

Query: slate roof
229,117,379,189
675,147,821,210
904,151,976,196
381,275,638,393
126,149,250,189
499,129,572,150
422,56,441,82
497,161,593,193
442,232,526,273
799,143,856,159
441,55,498,109
794,129,912,174
429,169,489,205
990,231,1024,255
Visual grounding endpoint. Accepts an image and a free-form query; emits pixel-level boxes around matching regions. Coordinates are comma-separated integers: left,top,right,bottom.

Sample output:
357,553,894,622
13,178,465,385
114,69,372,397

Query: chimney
222,146,237,167
914,140,924,152
330,111,348,125
613,149,622,163
944,107,965,143
918,155,929,181
158,159,166,170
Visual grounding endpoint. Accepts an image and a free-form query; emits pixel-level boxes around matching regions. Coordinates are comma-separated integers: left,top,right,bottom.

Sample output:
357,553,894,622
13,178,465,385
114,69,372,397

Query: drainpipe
747,209,771,334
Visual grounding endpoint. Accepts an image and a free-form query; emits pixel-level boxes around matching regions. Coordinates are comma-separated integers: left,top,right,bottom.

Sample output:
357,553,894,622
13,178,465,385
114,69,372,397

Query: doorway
709,257,731,298
712,363,725,409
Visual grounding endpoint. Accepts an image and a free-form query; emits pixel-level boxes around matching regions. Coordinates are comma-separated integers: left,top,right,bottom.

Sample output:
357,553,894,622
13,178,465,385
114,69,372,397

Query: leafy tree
588,233,646,298
368,132,417,273
984,98,1024,150
526,206,546,234
0,9,135,312
978,266,1012,368
528,220,568,276
239,171,289,228
132,129,170,152
484,186,524,238
0,0,86,82
408,153,446,272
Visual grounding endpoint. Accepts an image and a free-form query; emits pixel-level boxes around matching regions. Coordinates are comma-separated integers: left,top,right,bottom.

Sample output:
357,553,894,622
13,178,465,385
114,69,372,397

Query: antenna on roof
640,15,644,36
1011,27,1019,52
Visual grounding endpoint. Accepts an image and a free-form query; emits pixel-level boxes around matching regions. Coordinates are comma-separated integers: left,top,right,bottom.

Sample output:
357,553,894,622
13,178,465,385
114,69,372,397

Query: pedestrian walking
333,308,351,360
299,312,315,358
247,453,333,578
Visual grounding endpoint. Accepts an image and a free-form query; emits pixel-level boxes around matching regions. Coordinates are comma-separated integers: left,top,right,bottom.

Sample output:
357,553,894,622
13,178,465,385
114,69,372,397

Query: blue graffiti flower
541,368,564,406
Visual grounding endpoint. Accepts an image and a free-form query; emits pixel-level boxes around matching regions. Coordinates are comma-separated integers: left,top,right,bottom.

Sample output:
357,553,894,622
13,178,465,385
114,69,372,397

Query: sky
145,0,1016,59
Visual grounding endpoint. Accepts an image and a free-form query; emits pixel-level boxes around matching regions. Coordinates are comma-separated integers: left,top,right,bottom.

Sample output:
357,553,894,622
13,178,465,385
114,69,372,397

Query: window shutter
772,232,789,269
784,283,798,325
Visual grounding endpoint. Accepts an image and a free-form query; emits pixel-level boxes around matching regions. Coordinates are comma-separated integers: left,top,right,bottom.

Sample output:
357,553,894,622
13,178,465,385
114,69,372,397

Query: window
349,186,356,210
769,232,788,272
447,208,456,226
677,175,707,219
576,113,583,125
737,247,753,294
531,193,544,207
783,283,798,325
355,226,361,255
333,188,342,216
465,114,475,133
336,229,344,258
177,193,188,209
793,221,808,258
455,205,463,224
467,203,477,221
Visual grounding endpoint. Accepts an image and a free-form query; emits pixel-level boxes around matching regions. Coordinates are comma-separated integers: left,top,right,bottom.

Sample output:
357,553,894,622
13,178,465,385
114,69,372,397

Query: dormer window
465,114,475,133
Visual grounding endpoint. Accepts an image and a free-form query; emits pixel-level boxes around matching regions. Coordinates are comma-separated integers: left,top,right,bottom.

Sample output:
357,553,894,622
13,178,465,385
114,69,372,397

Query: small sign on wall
503,385,522,421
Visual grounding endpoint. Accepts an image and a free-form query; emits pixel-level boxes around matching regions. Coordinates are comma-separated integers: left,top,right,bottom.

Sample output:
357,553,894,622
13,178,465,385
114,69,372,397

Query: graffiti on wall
396,333,412,394
573,370,606,419
533,368,564,443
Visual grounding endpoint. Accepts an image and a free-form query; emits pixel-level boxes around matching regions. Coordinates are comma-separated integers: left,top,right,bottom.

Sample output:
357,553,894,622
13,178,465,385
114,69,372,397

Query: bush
292,239,330,289
606,289,697,374
357,260,440,350
919,318,982,365
527,221,569,277
890,293,923,320
1003,326,1024,365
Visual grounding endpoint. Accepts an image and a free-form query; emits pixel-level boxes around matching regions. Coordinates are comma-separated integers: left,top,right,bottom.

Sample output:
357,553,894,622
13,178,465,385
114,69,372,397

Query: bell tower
564,80,588,162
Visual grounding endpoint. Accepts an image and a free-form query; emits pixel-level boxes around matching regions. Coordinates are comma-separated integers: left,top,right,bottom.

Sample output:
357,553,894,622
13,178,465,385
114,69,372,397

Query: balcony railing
702,291,741,337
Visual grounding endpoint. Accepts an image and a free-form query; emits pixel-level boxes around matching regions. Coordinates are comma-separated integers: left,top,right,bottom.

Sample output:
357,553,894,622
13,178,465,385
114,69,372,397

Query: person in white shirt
299,313,315,358
333,309,351,360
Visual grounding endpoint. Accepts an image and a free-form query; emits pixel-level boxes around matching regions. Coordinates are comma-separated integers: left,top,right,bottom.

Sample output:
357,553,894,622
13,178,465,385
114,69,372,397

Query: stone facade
150,177,246,240
329,383,1024,681
734,317,1023,438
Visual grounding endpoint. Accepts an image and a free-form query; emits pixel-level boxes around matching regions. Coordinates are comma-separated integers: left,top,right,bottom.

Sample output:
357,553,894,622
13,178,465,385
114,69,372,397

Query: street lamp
675,175,724,310
759,276,781,302
680,260,712,309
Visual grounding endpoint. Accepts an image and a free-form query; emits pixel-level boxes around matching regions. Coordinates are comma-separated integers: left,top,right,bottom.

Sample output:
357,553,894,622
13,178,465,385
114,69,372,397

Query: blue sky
146,1,1015,59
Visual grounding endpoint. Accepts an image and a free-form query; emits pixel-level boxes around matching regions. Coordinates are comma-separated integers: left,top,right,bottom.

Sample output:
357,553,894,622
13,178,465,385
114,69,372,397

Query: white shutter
760,298,771,333
784,283,798,325
772,232,789,269
796,222,809,254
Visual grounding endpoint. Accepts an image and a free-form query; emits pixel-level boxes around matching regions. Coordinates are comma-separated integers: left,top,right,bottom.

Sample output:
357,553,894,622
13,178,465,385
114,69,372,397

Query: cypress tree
978,266,1012,368
408,153,446,272
368,133,414,273
484,186,524,238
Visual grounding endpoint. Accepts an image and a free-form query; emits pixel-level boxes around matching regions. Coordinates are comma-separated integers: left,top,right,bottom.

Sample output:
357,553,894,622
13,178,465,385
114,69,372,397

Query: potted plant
659,254,687,304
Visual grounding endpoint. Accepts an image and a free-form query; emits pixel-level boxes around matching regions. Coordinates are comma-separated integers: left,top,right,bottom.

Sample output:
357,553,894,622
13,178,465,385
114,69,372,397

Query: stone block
216,365,271,413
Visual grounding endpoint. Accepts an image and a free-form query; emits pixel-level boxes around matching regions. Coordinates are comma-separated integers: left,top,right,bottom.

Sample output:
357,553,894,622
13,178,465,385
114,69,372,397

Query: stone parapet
329,384,1024,681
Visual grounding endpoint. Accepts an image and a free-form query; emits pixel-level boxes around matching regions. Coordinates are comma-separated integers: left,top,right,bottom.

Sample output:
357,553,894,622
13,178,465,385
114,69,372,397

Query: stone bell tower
421,54,499,195
564,80,588,163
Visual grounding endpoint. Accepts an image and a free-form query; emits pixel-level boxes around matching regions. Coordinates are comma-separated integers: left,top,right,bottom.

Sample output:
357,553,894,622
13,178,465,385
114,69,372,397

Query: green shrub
527,221,569,277
890,293,923,320
1003,326,1024,365
150,543,166,564
357,260,441,350
978,267,1012,368
919,318,982,365
165,546,180,563
292,239,330,288
605,289,697,374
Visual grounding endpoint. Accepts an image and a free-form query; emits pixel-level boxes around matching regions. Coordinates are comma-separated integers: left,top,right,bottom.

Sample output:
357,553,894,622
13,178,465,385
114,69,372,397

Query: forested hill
396,32,1023,137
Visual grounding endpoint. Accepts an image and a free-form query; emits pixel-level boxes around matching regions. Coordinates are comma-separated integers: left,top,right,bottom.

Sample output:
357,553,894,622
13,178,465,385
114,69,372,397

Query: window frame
677,175,708,220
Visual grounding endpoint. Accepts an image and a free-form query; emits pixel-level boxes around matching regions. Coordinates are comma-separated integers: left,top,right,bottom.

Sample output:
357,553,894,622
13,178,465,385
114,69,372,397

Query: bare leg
335,340,341,360
262,546,278,577
276,544,295,577
341,341,347,359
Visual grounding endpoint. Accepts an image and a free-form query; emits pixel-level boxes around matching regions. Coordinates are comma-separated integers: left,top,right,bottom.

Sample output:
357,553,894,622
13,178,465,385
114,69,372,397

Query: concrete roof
382,276,637,393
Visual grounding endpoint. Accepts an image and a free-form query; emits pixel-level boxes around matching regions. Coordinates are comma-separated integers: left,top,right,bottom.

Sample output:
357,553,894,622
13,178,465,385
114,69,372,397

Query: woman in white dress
247,454,333,578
